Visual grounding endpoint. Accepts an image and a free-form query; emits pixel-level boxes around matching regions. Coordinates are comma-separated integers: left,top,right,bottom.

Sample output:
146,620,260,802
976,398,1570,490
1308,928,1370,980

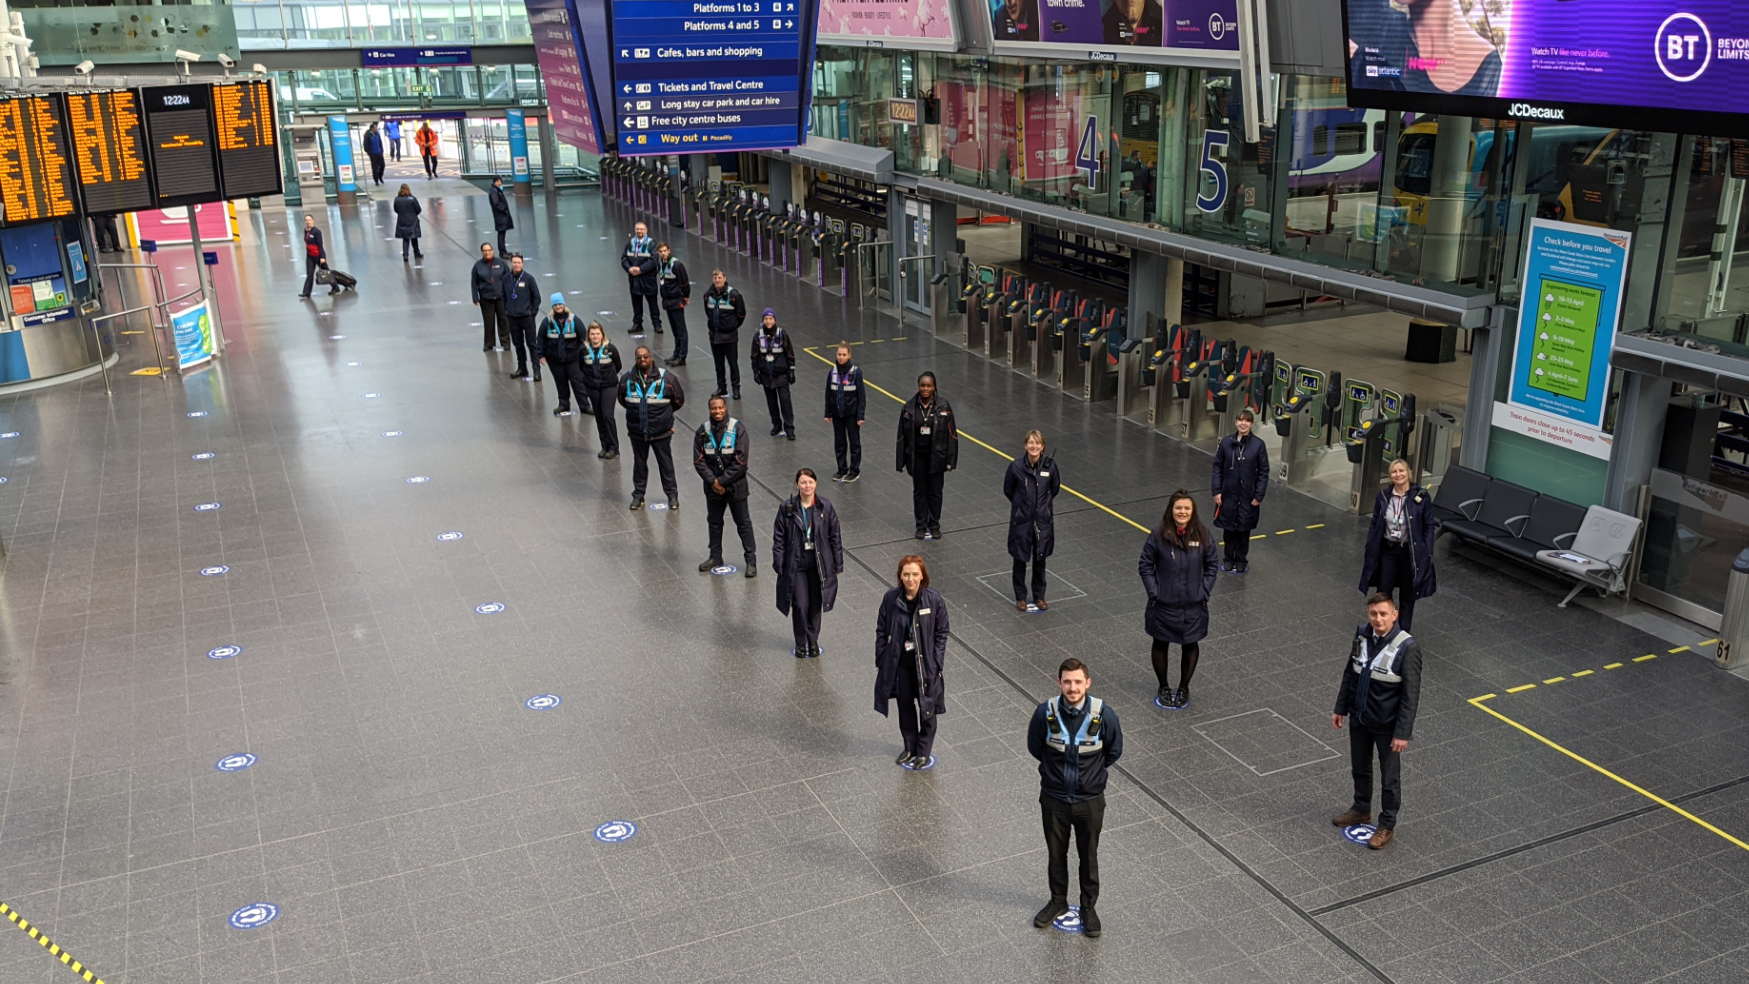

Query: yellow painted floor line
1250,534,1268,540
802,346,1152,533
1699,638,1719,647
1305,523,1326,529
1669,646,1690,653
1474,693,1498,701
1506,684,1537,693
1275,529,1296,535
1543,677,1565,684
1605,662,1624,669
1634,654,1658,662
1572,669,1594,678
1469,697,1749,852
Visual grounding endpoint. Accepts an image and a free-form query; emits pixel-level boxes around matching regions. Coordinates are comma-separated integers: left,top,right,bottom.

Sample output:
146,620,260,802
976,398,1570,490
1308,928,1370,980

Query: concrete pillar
1460,306,1507,468
1602,370,1673,513
1623,134,1686,332
1420,115,1473,284
927,198,957,282
1128,251,1167,335
1163,257,1184,331
539,116,557,196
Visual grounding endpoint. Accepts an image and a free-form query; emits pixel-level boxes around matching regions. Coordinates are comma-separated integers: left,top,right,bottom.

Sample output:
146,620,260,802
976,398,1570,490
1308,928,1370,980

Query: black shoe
731,391,741,400
511,368,528,379
928,527,942,539
896,750,915,766
833,470,848,482
299,294,311,299
329,288,341,295
603,450,619,460
597,450,610,459
553,406,570,416
667,497,679,511
671,358,686,366
403,254,410,262
578,405,594,415
915,529,926,540
484,346,494,352
1176,685,1190,708
1236,562,1249,574
533,368,542,382
630,496,644,510
844,471,860,483
1081,906,1101,938
712,388,727,399
786,432,796,441
808,643,822,657
664,357,681,367
1034,900,1070,928
1219,561,1233,573
796,646,808,659
770,426,783,436
744,563,756,578
699,558,723,572
654,325,664,334
414,252,424,259
1157,686,1172,705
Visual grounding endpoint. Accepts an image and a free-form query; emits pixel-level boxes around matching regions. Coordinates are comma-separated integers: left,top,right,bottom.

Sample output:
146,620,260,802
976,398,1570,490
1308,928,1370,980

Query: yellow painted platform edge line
1699,638,1719,647
1506,683,1536,693
1467,697,1749,852
1473,693,1498,702
1634,654,1657,662
1305,523,1326,529
1275,528,1296,535
1571,669,1593,677
1250,534,1268,540
1668,646,1690,653
1604,662,1624,669
802,346,1151,533
1543,677,1565,684
0,900,106,983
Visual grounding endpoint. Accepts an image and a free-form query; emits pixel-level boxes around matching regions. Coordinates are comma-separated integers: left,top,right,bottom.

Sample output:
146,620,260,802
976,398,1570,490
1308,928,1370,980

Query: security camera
216,53,235,68
174,49,202,63
73,59,94,75
251,63,267,75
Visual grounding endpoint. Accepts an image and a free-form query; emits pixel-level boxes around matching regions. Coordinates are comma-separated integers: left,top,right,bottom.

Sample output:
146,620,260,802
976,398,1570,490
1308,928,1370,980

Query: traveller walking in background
299,214,338,298
471,243,510,352
1029,658,1121,938
489,176,514,256
896,372,958,540
694,396,758,577
1137,492,1218,709
874,555,948,767
1211,408,1269,573
655,243,691,366
751,309,796,439
1331,592,1423,850
622,222,662,335
774,468,843,656
92,212,122,253
1005,430,1060,612
416,121,439,178
824,343,865,481
1358,458,1437,632
363,123,386,185
704,269,746,399
384,118,402,161
578,322,622,457
393,184,423,261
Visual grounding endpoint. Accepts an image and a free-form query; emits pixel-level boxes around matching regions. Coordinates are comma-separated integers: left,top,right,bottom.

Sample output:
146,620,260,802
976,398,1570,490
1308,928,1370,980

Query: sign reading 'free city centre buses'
609,0,819,155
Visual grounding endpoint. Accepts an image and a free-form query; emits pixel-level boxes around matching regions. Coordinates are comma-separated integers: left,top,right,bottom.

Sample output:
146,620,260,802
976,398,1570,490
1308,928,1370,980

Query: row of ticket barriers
954,264,1461,514
599,156,884,299
598,156,1460,515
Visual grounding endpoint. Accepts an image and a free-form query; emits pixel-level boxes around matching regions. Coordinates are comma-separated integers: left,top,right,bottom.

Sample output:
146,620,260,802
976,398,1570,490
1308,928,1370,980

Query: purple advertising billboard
990,0,1241,63
526,0,603,154
820,0,957,51
1345,0,1749,136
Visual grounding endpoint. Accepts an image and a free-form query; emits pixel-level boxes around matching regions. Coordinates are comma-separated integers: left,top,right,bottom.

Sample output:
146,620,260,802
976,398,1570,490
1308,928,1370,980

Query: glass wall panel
1173,70,1273,246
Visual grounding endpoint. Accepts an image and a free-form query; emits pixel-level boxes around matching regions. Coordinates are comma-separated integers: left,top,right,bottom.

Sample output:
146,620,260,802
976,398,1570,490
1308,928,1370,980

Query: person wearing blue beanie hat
550,291,564,307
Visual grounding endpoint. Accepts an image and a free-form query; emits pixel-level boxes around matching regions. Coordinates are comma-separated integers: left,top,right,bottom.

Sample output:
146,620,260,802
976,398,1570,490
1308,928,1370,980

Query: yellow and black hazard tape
0,901,107,984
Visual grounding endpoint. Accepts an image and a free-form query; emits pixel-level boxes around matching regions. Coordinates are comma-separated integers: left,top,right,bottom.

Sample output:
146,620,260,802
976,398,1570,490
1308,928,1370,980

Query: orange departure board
66,89,152,215
141,84,219,208
0,94,77,228
212,80,281,199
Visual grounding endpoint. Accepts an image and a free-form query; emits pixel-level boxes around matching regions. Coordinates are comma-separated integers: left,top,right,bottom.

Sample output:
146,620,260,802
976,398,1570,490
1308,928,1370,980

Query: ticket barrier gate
962,263,994,351
1040,292,1084,382
1013,283,1057,370
1083,309,1124,403
817,231,841,291
1275,368,1342,486
1213,346,1270,436
985,273,1020,359
1348,391,1417,514
1414,405,1461,486
1116,331,1151,418
756,201,776,265
690,187,708,235
999,279,1037,365
1147,323,1188,434
765,210,786,268
736,196,757,256
1179,337,1226,442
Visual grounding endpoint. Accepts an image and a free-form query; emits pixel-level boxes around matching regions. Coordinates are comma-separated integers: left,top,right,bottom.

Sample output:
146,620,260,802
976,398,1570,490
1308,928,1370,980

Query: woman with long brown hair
874,555,949,768
1137,491,1218,709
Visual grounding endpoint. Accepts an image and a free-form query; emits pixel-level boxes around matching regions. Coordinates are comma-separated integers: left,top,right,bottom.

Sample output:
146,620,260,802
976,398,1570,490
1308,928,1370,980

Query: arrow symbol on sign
786,19,793,27
624,117,635,128
620,48,629,57
622,83,632,93
623,101,633,111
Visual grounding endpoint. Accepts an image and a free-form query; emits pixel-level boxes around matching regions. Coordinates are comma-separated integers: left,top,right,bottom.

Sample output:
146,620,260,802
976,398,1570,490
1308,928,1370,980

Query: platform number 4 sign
1076,115,1100,186
1196,130,1231,213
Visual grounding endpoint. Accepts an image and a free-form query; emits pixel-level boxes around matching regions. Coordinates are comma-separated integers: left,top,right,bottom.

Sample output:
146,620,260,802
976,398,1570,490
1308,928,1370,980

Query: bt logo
1656,12,1712,82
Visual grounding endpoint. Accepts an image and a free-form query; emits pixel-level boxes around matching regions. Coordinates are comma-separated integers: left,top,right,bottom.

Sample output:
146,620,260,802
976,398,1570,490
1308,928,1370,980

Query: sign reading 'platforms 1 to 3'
609,0,820,155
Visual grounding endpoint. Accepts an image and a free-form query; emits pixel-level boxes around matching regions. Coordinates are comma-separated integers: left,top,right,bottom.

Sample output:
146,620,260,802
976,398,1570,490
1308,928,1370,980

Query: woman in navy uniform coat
1138,492,1219,709
1004,429,1061,611
774,468,843,657
1211,408,1269,573
1358,458,1437,631
875,555,949,768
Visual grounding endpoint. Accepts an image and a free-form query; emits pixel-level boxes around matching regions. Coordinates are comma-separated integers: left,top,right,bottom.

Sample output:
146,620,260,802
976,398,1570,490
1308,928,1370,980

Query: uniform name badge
919,426,931,435
904,640,914,651
804,540,814,551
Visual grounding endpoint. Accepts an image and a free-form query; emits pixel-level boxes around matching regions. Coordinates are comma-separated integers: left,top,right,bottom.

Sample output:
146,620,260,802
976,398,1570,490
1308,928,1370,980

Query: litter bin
1404,318,1457,364
1717,549,1749,668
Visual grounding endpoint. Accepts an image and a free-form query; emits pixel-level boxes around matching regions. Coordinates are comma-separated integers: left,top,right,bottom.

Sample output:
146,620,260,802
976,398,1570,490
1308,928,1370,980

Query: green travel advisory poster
1527,276,1602,402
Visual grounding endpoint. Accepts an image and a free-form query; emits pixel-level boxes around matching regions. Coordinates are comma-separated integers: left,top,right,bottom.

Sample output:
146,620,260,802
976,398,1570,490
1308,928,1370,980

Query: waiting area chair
1533,505,1643,608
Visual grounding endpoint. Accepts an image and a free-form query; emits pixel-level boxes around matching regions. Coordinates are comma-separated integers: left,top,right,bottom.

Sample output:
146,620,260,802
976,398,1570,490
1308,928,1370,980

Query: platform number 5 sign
1196,130,1231,213
1076,115,1100,186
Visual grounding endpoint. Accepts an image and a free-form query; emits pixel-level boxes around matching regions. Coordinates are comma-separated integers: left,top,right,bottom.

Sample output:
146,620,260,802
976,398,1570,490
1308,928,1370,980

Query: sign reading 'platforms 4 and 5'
610,0,820,155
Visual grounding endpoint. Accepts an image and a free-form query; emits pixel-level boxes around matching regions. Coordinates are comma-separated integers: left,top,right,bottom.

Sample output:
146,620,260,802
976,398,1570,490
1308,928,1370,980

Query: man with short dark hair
470,243,510,352
693,396,757,577
502,254,540,380
1331,592,1424,850
1028,658,1122,938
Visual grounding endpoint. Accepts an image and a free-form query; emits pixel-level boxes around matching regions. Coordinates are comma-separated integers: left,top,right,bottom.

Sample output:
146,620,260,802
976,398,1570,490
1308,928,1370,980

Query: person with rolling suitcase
299,214,339,298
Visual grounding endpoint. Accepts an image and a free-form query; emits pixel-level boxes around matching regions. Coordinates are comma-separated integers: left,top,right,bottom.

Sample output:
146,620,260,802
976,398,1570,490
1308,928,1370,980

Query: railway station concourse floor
0,187,1743,984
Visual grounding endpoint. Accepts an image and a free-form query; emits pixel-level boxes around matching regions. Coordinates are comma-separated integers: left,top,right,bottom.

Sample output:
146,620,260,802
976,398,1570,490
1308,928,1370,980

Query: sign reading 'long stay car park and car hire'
609,0,820,155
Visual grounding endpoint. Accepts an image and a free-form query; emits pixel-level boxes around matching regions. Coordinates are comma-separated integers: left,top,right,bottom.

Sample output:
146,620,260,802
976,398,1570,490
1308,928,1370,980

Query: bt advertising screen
1343,0,1749,135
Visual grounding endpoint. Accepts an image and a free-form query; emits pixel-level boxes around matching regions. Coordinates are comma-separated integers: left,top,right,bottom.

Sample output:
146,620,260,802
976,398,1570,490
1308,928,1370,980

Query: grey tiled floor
0,187,1744,984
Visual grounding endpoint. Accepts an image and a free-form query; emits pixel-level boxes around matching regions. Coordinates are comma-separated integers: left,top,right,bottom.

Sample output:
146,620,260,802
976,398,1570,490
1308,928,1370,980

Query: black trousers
706,494,757,564
389,139,401,161
479,299,510,349
584,384,619,452
893,659,937,758
94,215,120,251
302,256,334,296
763,385,794,434
549,359,591,412
1349,724,1402,829
508,315,537,369
832,417,862,473
1013,555,1047,602
1222,528,1253,564
400,236,422,259
629,292,662,331
664,305,690,359
1373,540,1417,631
711,341,741,394
369,152,385,184
1042,793,1105,907
790,561,823,648
911,464,945,531
496,229,510,256
629,436,678,498
422,152,437,177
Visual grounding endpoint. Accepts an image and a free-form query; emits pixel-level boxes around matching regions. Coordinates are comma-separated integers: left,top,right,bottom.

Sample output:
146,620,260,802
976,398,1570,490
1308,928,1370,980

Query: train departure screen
0,94,77,227
141,84,219,206
213,80,281,199
66,90,153,214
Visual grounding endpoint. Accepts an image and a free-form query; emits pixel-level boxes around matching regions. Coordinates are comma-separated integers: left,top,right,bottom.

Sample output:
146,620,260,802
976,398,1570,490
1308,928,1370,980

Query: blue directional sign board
361,47,473,66
610,0,818,155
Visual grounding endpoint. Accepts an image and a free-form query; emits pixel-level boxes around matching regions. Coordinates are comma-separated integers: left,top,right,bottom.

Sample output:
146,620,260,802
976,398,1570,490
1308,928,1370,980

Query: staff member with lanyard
896,372,959,540
655,243,691,365
774,468,843,657
823,342,865,482
621,222,662,335
874,555,949,768
1332,592,1423,850
751,309,797,439
694,396,757,577
618,346,685,511
1004,430,1061,612
703,270,747,399
1211,408,1269,573
503,255,541,381
536,296,592,417
1028,657,1122,938
578,322,623,459
1138,492,1218,710
1358,458,1436,631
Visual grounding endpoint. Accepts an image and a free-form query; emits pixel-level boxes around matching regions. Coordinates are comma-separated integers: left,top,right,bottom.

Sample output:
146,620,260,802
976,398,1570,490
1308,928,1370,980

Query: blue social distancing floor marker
216,753,257,772
593,820,637,843
475,602,505,615
185,412,207,418
1052,905,1083,933
228,903,279,930
525,694,562,710
646,501,667,510
199,565,230,576
435,531,464,542
194,502,221,512
192,452,216,460
901,755,936,771
709,564,738,576
382,430,403,437
406,476,430,484
207,645,242,660
1342,823,1378,845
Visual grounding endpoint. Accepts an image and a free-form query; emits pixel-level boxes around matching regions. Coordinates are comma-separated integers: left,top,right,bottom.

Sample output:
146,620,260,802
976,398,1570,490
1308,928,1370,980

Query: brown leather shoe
1016,599,1028,612
1367,828,1394,850
1035,599,1048,611
1332,809,1372,827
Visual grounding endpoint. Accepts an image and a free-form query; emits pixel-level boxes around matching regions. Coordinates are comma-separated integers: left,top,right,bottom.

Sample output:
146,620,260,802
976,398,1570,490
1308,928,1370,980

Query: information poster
1345,0,1749,136
819,0,956,51
990,0,1239,62
1495,217,1630,460
173,301,215,370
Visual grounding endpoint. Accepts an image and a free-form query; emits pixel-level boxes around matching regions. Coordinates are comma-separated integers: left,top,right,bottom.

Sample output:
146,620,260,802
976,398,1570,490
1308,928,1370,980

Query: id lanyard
799,501,814,551
918,401,936,437
584,343,608,364
631,236,650,258
548,316,575,339
660,259,676,284
760,330,783,362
